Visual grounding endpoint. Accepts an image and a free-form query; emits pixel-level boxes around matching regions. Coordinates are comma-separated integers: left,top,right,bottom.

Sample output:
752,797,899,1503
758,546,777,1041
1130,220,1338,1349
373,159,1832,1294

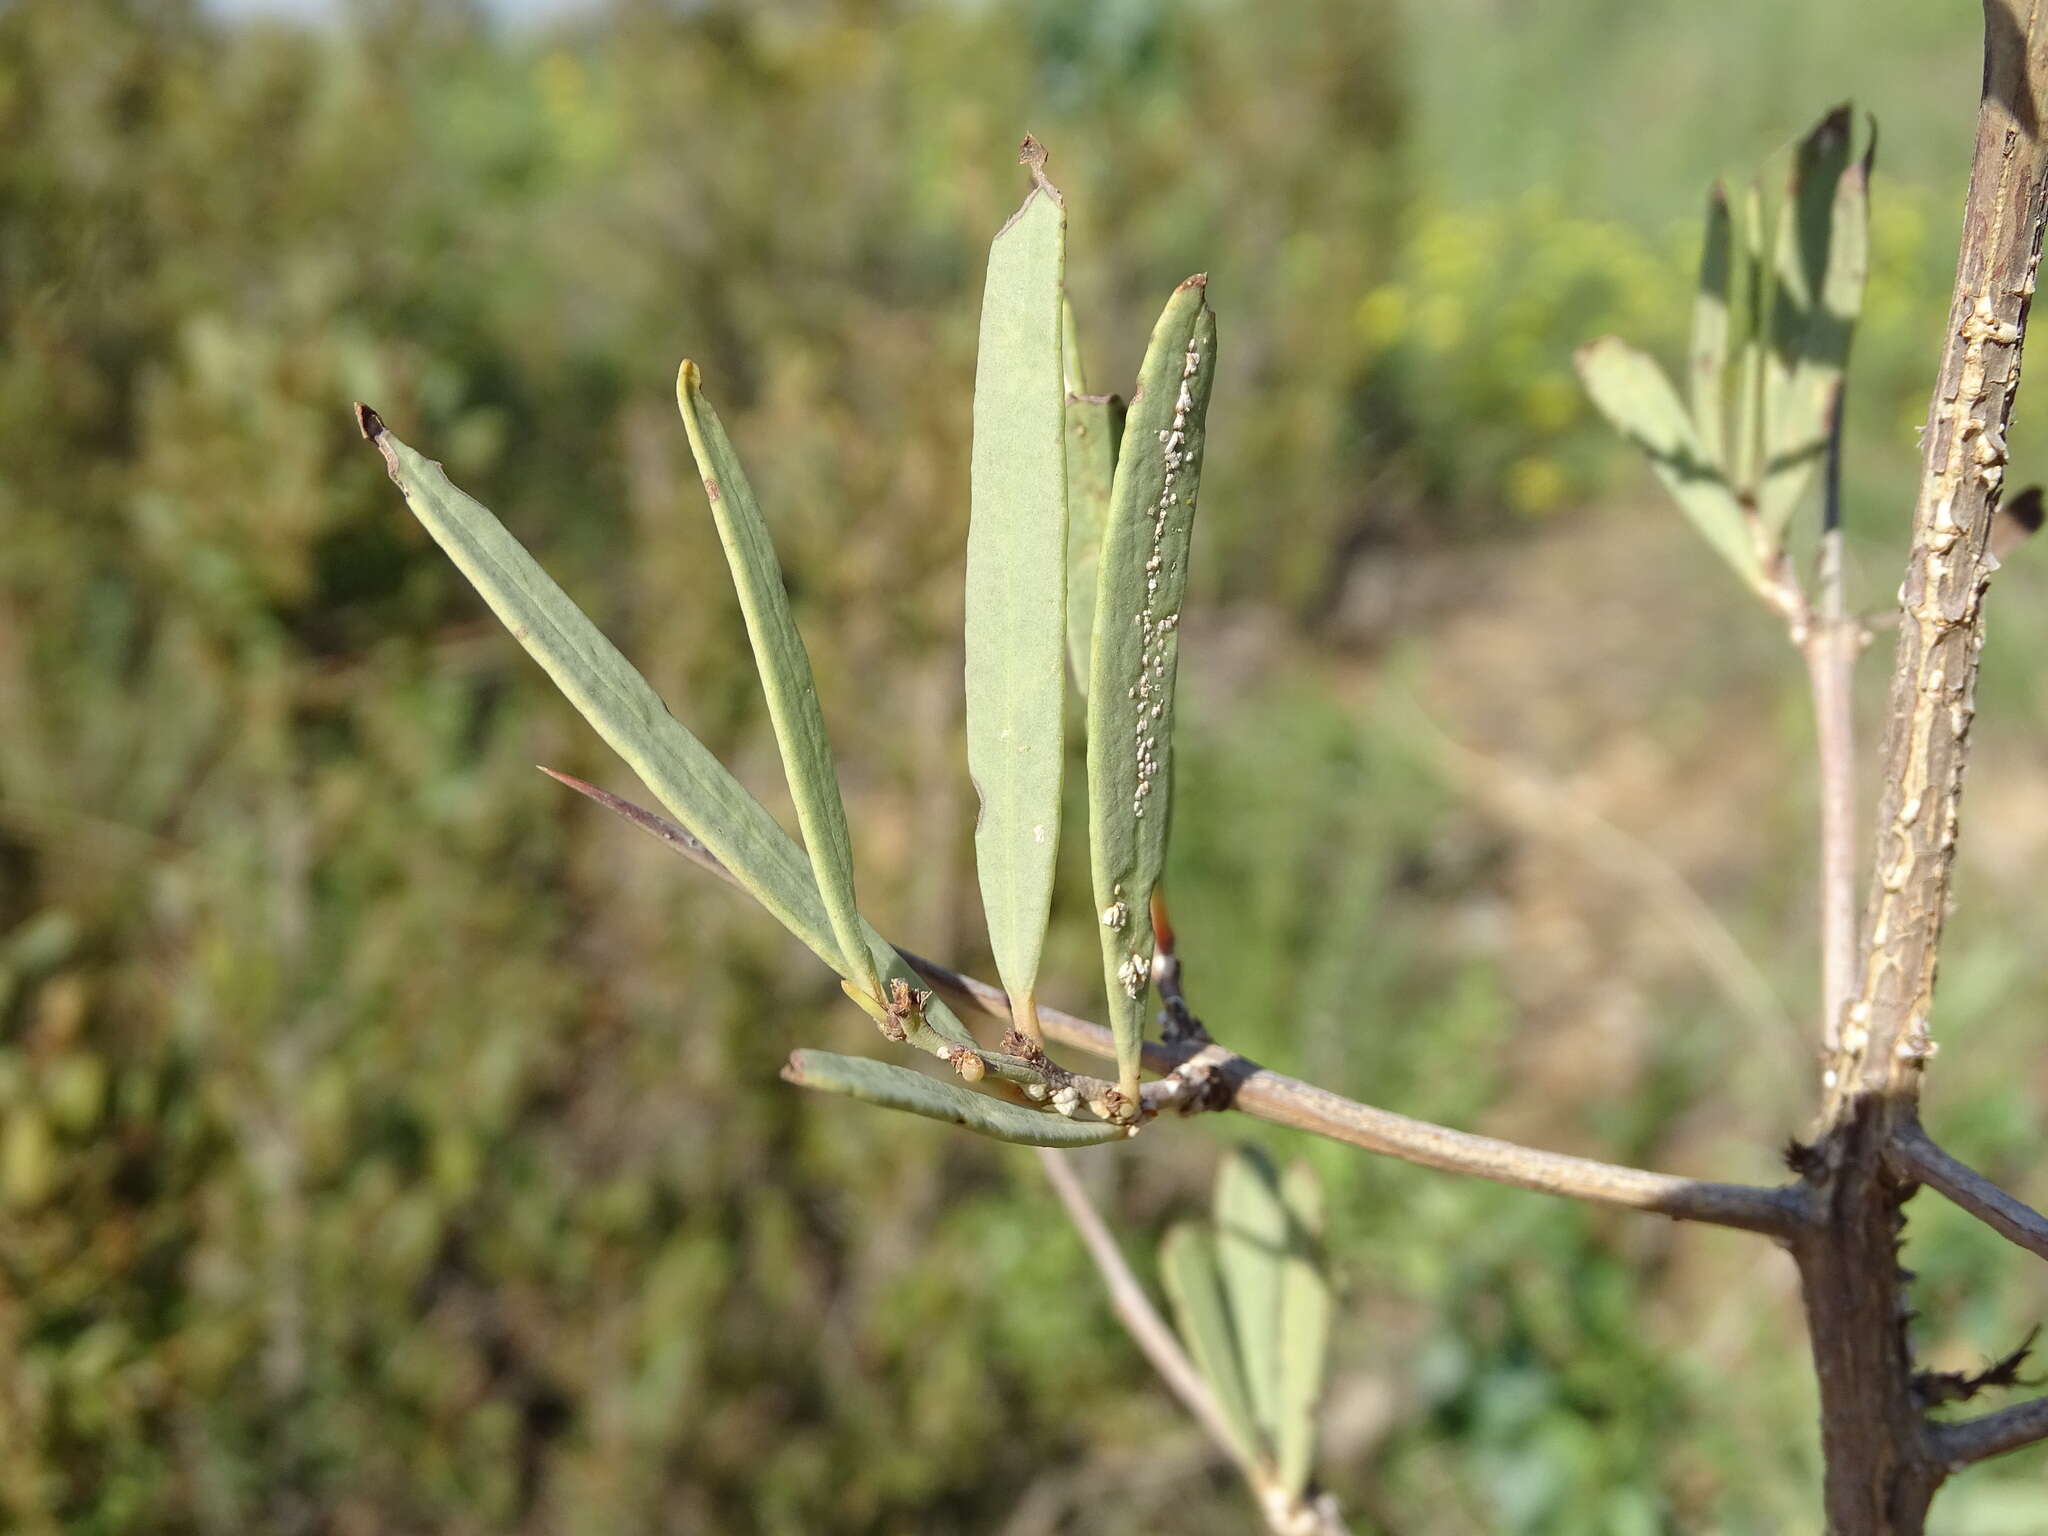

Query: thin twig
1890,1123,2048,1264
930,959,1806,1236
1039,1153,1352,1536
1034,1150,1254,1477
1808,379,1859,1053
1927,1392,2048,1468
541,768,1810,1238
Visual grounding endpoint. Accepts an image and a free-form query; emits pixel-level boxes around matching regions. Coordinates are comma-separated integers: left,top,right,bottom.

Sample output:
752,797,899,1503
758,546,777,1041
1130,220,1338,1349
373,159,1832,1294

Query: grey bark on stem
1791,5,2048,1528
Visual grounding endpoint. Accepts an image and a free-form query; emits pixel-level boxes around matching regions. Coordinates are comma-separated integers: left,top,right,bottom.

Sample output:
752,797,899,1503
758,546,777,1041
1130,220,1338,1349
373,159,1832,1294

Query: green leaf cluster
1576,106,1872,592
1161,1148,1333,1503
363,141,1228,1145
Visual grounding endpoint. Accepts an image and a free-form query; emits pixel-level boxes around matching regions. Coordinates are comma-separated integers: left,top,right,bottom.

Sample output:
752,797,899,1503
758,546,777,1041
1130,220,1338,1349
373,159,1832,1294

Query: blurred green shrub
0,0,2034,1531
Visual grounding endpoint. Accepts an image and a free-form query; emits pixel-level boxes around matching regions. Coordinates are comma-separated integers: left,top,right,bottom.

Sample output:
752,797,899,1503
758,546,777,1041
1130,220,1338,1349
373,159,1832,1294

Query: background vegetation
3,0,2046,1530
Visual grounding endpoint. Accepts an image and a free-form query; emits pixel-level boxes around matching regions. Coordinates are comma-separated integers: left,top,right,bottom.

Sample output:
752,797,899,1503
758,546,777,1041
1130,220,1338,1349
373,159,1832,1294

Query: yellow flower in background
536,49,585,120
1416,291,1466,355
1522,372,1580,433
1355,284,1411,351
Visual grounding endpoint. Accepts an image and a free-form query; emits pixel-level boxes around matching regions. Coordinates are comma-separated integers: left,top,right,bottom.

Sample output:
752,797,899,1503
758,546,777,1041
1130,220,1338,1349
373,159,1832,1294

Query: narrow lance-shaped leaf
1088,278,1218,1105
1690,180,1733,470
1160,1222,1265,1473
1062,297,1125,696
781,1049,1124,1147
966,140,1068,1045
1216,1147,1289,1450
1273,1160,1331,1500
1574,338,1762,593
676,360,880,1002
1761,107,1863,535
356,406,978,1052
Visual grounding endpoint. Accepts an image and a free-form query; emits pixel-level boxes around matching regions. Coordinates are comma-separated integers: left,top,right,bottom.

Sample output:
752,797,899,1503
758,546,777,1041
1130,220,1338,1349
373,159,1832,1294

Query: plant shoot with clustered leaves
360,14,2048,1523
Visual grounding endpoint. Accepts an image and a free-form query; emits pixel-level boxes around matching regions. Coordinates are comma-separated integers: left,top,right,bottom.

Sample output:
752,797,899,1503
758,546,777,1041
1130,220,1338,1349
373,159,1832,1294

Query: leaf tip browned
1016,132,1061,204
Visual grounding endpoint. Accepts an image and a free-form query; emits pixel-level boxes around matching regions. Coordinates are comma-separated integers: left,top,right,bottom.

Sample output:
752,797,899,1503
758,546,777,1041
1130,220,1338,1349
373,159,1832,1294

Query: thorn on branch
1915,1326,2042,1407
1783,1137,1825,1178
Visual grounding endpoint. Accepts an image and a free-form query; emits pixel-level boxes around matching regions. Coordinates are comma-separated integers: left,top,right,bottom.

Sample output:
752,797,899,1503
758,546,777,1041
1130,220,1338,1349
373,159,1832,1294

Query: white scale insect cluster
1126,331,1203,822
1117,950,1150,1000
1108,328,1206,1005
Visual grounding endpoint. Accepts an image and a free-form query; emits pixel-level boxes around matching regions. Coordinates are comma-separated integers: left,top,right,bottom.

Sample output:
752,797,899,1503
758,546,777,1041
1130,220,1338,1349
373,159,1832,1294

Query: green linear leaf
966,154,1068,1041
1160,1222,1266,1473
1216,1146,1288,1454
676,360,879,1002
1690,180,1733,469
1088,278,1218,1102
1574,338,1761,591
357,405,978,1053
1062,298,1125,698
781,1049,1124,1146
1274,1160,1331,1500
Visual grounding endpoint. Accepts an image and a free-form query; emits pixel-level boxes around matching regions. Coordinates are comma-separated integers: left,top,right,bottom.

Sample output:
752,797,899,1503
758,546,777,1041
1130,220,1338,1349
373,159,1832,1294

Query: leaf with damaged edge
781,1049,1123,1146
1160,1221,1265,1474
676,359,879,1002
1062,297,1124,697
1575,338,1760,591
356,404,976,1052
966,143,1068,1044
1088,279,1217,1103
